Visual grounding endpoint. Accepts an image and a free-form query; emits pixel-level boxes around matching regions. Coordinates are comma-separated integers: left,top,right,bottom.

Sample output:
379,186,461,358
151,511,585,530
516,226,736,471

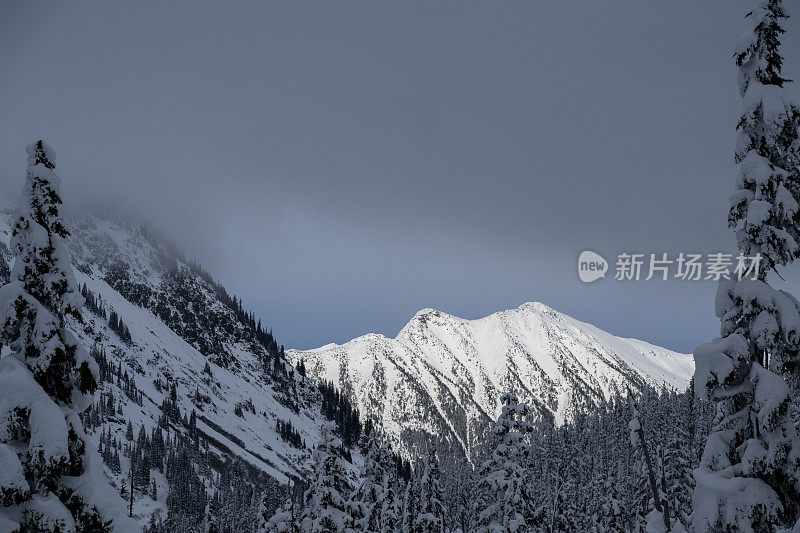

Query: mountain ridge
0,200,345,528
289,301,693,460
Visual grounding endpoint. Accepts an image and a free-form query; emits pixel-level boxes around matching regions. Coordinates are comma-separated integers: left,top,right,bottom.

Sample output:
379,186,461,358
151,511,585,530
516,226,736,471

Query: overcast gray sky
2,1,799,352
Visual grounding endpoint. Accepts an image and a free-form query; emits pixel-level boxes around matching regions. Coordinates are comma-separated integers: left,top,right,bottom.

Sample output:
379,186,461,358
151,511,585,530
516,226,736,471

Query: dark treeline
276,419,304,449
91,344,143,406
318,380,363,448
185,258,280,357
83,356,287,533
102,229,286,375
266,384,712,532
82,284,133,343
81,283,107,318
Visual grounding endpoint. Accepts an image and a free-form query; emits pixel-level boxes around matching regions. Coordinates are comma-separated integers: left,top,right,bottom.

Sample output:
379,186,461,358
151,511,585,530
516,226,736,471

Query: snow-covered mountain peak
290,303,693,459
515,300,557,314
404,306,459,324
402,301,563,334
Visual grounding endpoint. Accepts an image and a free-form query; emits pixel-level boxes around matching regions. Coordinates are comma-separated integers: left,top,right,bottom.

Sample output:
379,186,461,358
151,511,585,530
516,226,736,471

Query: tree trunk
129,464,134,518
627,387,670,532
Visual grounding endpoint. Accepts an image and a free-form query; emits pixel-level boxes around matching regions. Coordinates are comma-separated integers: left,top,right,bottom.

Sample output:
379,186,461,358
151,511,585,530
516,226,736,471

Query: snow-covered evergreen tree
378,457,401,533
262,485,300,533
475,393,537,533
627,392,675,533
413,445,445,533
729,0,800,273
596,459,625,533
0,141,133,532
258,490,275,532
401,476,418,533
301,422,354,532
440,456,476,533
203,496,220,533
661,390,694,528
348,433,399,533
693,2,800,530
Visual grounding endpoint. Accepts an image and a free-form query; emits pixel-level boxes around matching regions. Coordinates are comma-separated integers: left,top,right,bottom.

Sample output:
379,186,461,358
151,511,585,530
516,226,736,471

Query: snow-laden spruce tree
661,390,694,528
378,458,401,533
413,445,445,533
260,485,300,533
265,483,300,533
729,0,800,274
0,141,134,532
440,456,477,533
596,460,625,533
401,475,418,533
693,2,800,530
475,393,537,533
347,433,400,533
301,422,354,532
203,496,221,533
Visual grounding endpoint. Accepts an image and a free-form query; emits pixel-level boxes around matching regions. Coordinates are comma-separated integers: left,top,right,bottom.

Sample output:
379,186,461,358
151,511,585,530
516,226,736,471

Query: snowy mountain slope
289,302,694,459
0,198,333,526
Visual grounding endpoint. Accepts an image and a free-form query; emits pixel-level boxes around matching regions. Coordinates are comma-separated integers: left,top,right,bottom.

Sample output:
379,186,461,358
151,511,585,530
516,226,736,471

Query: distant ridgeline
69,217,284,369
